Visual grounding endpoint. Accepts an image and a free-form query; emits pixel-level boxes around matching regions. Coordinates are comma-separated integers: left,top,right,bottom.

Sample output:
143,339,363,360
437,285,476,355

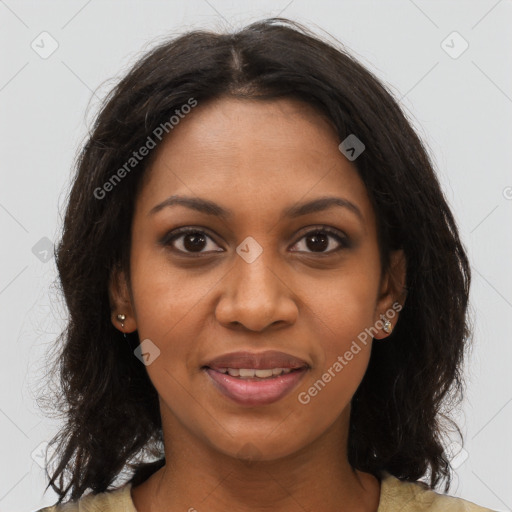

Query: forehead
136,97,375,230
151,96,339,165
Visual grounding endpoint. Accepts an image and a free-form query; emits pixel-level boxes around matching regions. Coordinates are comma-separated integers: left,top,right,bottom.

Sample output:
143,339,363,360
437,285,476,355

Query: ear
373,249,407,339
108,264,137,334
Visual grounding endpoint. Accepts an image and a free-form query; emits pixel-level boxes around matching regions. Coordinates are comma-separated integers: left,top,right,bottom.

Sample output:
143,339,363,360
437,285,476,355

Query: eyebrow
148,194,363,222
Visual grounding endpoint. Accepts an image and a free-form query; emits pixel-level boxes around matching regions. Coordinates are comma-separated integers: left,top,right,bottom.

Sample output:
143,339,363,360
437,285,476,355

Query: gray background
0,1,511,511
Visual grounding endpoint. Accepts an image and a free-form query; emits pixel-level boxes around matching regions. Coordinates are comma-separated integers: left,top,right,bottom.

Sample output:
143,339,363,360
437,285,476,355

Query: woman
34,18,495,512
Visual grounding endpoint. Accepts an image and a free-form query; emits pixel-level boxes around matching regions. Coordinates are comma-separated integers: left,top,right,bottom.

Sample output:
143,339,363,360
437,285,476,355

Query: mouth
206,366,302,379
202,364,309,406
202,349,309,372
201,350,310,406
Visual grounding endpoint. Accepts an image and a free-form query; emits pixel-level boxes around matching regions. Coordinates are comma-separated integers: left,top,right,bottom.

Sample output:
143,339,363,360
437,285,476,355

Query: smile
203,366,308,406
214,367,294,378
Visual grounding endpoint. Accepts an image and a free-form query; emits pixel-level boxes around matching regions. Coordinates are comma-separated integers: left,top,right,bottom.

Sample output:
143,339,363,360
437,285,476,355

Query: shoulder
32,482,136,512
378,471,497,512
33,474,497,512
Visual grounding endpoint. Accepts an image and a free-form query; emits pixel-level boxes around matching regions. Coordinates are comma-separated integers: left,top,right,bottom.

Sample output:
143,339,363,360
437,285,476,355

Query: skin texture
109,97,406,512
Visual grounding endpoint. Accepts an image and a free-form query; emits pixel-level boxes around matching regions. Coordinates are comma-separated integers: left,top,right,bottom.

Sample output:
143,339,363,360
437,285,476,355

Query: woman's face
111,97,404,462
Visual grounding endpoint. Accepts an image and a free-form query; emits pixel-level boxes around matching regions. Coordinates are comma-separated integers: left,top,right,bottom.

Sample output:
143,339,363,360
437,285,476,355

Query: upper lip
203,350,310,370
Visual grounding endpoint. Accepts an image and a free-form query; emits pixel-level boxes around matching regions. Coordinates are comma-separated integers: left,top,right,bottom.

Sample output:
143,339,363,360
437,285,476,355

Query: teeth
254,369,273,378
215,367,295,378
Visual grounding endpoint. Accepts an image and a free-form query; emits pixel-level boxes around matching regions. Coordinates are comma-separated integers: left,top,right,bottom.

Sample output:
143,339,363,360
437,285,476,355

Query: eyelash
161,226,350,256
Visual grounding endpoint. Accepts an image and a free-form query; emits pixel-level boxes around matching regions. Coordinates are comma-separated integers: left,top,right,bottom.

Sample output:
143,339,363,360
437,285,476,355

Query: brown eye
162,226,349,257
291,228,349,254
164,228,223,254
181,231,208,252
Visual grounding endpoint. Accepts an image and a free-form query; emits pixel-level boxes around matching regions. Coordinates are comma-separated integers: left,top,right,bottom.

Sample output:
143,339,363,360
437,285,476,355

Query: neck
131,406,380,512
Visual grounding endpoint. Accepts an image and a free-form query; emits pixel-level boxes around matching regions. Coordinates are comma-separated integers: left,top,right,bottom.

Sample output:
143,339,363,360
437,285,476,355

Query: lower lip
204,367,308,407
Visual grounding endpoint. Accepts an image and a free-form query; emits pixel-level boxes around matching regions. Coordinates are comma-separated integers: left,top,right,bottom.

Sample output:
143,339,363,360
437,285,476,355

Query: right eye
162,227,224,255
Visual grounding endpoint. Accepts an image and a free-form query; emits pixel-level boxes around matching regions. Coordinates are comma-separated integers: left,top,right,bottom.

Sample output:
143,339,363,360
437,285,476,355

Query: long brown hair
41,17,471,503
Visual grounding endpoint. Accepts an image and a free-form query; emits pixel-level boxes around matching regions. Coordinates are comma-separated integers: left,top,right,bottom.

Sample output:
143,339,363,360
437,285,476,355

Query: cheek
127,245,206,379
298,257,379,399
129,234,214,338
305,262,379,351
295,284,375,423
129,267,211,416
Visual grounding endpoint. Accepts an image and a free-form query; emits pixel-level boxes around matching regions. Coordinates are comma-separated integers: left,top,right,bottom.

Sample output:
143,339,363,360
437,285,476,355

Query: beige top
34,471,497,511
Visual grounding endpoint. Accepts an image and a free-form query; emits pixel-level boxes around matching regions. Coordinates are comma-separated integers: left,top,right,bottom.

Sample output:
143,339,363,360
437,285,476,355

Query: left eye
163,227,348,255
291,228,349,254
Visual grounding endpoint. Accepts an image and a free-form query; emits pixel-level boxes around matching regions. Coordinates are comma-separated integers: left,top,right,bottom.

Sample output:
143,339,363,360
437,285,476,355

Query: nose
214,252,298,332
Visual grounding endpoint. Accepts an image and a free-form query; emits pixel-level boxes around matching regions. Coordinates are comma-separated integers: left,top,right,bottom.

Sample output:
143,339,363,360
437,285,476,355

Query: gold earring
383,318,392,334
116,313,126,328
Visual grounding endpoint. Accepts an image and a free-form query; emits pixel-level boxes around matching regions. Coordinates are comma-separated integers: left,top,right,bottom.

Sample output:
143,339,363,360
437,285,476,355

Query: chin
207,432,307,465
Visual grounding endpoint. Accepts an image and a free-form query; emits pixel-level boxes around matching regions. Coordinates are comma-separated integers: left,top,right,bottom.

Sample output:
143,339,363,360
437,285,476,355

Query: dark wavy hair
40,17,472,503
